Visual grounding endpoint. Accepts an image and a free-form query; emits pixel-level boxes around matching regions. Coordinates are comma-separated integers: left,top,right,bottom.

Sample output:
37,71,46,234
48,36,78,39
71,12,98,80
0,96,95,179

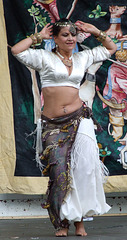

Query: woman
11,19,117,237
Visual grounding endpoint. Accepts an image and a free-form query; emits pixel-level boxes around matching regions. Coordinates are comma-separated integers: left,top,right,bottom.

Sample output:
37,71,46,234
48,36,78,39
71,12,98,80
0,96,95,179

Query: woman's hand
39,23,53,40
75,20,117,55
11,23,53,55
118,35,127,41
75,20,100,37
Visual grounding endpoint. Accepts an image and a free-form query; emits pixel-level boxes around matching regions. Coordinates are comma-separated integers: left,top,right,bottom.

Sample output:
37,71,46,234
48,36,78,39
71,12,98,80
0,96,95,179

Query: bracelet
30,33,42,46
30,34,38,45
35,33,42,44
96,30,107,42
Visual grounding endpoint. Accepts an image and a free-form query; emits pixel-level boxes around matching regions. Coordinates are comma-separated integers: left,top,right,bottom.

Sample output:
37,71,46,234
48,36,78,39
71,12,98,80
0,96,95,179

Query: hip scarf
40,105,93,229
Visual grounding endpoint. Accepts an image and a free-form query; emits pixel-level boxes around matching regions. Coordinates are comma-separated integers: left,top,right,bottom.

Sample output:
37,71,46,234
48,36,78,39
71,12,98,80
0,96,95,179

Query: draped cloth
40,105,109,229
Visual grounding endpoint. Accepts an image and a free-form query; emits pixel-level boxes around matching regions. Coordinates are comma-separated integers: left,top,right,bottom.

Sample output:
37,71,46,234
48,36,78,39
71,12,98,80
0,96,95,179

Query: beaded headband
54,21,77,35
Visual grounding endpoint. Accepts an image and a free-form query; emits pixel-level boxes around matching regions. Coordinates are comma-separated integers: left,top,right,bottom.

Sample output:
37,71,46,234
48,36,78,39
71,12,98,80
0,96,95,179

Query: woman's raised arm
75,20,117,55
11,23,53,55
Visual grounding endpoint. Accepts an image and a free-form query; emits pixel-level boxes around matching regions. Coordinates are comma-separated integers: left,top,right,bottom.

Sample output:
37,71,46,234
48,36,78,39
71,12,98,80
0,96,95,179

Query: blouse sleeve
14,48,45,71
90,45,111,62
78,45,111,70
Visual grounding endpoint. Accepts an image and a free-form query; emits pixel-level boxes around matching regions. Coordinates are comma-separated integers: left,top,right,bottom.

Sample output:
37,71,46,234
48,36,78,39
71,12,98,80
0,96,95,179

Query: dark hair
53,18,73,36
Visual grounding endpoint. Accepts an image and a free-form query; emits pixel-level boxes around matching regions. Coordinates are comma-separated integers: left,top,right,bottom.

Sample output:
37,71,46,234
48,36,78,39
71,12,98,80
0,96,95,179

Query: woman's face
54,25,77,52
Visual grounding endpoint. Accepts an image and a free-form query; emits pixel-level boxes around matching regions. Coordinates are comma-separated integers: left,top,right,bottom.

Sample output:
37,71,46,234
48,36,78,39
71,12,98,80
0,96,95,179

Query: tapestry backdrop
1,0,127,194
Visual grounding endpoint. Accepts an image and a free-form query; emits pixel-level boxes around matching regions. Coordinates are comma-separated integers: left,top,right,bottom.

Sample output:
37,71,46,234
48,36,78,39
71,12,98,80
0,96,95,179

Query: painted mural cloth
40,105,110,229
2,0,127,195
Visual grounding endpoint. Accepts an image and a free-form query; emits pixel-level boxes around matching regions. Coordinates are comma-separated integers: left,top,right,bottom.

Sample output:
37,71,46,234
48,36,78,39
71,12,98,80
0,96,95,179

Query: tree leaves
28,5,47,31
89,5,107,19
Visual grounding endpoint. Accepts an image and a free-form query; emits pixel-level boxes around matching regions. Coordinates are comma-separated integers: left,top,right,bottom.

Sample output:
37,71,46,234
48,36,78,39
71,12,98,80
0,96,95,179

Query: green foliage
28,5,40,16
99,146,111,157
89,5,107,19
28,5,47,31
36,15,47,27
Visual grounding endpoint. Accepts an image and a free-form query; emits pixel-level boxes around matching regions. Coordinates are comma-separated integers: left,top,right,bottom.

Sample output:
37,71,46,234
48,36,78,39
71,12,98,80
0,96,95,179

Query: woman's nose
68,34,73,40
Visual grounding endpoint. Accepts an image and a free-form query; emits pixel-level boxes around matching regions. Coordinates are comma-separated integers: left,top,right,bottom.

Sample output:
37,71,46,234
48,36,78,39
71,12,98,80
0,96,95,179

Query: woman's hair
53,18,75,36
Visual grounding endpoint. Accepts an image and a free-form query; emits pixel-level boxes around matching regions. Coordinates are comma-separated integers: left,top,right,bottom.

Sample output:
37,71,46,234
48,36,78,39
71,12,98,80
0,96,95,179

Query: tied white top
15,46,111,89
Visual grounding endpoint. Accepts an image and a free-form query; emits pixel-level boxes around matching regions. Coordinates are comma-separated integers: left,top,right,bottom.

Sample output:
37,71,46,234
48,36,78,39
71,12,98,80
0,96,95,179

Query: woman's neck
56,48,72,60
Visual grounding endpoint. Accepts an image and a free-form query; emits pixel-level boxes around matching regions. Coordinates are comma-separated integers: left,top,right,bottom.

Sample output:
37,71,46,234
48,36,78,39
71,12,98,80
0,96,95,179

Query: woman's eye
62,34,68,37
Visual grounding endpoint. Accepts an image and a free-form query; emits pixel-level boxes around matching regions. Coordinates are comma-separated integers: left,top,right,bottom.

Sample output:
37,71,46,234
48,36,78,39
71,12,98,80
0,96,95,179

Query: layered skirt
40,106,110,229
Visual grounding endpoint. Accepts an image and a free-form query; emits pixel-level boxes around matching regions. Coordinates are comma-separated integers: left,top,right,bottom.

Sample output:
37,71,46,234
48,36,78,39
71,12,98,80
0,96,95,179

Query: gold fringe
43,203,50,209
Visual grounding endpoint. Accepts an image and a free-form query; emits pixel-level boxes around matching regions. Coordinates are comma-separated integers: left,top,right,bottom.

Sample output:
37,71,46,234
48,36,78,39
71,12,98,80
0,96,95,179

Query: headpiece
54,20,77,35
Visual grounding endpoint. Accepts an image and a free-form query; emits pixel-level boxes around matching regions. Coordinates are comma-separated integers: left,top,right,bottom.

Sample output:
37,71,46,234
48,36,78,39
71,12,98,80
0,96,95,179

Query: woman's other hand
75,20,117,55
75,20,100,37
39,23,53,40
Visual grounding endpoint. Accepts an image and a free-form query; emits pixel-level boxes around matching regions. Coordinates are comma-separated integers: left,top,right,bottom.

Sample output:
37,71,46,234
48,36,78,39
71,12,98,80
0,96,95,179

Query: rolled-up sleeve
91,45,111,63
78,45,111,71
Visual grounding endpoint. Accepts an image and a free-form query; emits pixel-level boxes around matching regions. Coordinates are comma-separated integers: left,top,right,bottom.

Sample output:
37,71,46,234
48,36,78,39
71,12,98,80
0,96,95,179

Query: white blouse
15,46,111,89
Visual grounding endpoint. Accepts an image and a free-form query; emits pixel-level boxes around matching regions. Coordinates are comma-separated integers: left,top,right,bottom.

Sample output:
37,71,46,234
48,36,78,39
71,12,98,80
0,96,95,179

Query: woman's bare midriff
42,86,82,118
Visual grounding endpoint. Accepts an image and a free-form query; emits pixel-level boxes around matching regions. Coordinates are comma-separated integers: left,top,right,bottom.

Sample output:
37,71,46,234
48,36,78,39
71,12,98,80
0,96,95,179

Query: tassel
35,118,44,171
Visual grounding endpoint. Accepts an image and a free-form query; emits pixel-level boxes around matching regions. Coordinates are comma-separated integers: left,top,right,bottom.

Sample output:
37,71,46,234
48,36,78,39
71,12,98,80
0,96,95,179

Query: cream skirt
60,118,111,222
